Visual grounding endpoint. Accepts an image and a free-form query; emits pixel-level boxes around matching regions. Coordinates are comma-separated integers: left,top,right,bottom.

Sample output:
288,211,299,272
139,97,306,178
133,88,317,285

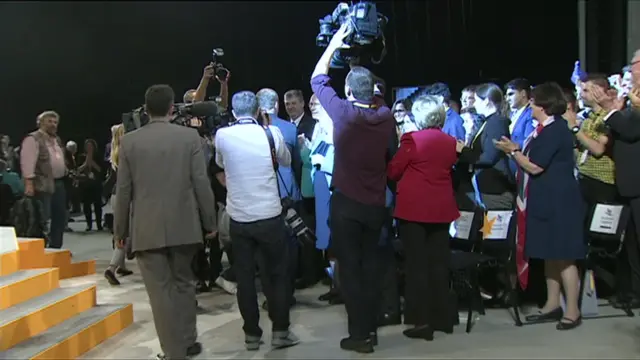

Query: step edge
0,269,55,289
0,284,96,327
0,304,133,359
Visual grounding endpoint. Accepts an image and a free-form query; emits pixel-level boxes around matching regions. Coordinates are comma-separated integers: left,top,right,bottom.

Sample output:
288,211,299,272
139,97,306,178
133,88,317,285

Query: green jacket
300,146,314,198
1,170,24,197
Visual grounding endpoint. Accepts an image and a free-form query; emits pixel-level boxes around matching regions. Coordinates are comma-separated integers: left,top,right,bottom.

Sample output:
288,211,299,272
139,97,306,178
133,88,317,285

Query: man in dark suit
284,89,316,141
114,84,217,360
599,49,640,309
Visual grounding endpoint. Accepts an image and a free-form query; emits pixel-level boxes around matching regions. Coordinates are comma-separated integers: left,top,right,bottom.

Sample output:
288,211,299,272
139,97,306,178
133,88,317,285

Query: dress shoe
104,269,120,286
116,268,133,276
339,337,374,354
378,312,401,327
186,342,202,357
556,316,582,331
318,290,336,301
402,325,434,341
328,295,344,305
525,307,563,322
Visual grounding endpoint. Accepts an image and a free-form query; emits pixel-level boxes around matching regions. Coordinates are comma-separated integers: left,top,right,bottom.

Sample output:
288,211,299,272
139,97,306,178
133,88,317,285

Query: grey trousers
136,245,198,359
109,248,126,269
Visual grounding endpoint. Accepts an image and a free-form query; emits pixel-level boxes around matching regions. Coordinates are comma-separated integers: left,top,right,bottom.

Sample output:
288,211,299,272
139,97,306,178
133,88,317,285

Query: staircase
0,227,134,359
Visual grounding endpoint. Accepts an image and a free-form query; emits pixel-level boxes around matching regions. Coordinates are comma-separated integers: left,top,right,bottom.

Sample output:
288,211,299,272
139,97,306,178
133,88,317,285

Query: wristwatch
509,149,521,157
571,126,580,135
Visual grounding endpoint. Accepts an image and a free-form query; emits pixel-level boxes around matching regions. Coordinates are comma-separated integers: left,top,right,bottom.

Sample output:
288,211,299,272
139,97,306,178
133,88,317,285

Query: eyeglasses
393,109,406,113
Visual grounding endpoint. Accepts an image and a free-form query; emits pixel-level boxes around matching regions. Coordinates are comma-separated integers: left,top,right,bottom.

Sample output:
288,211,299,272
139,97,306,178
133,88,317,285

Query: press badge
579,150,588,165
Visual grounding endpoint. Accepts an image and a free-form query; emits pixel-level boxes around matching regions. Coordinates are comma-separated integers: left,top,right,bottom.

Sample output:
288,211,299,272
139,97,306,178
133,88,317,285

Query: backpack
11,197,47,241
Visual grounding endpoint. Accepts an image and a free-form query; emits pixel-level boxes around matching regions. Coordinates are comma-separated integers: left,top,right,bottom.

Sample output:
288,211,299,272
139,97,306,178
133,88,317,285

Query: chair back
586,202,629,255
449,207,485,243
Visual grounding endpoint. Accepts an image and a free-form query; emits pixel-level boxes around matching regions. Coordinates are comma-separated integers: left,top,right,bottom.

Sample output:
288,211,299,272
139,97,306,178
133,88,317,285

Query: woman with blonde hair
103,124,133,285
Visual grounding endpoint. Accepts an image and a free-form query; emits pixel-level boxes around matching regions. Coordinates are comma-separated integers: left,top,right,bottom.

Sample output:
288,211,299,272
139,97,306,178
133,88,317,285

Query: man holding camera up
311,24,395,354
215,91,299,350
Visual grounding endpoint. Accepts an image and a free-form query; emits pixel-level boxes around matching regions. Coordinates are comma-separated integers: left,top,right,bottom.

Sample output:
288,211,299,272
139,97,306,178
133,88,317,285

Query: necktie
536,123,545,134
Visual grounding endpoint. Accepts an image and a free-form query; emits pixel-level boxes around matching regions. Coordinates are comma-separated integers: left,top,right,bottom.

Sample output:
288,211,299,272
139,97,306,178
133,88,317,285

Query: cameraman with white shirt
214,91,299,350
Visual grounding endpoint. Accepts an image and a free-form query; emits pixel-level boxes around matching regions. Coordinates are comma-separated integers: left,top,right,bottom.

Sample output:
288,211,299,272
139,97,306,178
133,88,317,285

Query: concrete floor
56,218,640,359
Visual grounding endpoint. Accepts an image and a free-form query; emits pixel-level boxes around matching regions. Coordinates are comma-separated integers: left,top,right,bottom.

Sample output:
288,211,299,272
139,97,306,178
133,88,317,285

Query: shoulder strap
262,126,284,199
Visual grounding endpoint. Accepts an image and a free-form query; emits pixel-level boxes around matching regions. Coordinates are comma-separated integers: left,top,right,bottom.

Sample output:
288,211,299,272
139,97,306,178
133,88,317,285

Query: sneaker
214,276,237,295
271,330,300,349
245,334,263,351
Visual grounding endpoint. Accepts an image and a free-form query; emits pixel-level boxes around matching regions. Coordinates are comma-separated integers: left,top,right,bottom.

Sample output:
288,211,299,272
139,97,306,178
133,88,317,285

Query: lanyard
232,117,258,126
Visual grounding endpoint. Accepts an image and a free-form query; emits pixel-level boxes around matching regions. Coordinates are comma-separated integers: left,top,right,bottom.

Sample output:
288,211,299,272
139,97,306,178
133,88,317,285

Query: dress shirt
20,133,66,179
292,114,304,127
215,119,291,222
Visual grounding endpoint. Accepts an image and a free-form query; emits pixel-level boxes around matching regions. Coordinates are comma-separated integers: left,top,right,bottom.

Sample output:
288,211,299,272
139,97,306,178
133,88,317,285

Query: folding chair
476,209,523,327
449,207,493,332
581,202,634,317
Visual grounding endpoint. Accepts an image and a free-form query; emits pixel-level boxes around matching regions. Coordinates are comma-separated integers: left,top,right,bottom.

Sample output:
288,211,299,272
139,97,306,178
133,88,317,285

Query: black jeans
330,191,386,340
400,220,452,328
81,184,103,229
231,214,290,337
209,237,235,282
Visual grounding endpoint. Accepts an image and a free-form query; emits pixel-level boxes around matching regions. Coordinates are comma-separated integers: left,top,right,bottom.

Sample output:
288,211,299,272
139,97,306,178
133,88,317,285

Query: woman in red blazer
388,95,460,341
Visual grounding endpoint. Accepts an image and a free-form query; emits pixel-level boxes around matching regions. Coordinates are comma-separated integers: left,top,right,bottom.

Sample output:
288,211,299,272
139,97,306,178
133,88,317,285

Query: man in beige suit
114,84,216,360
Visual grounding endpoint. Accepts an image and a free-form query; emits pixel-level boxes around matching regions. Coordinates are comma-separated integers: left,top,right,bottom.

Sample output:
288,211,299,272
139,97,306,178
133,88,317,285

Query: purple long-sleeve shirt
310,74,394,206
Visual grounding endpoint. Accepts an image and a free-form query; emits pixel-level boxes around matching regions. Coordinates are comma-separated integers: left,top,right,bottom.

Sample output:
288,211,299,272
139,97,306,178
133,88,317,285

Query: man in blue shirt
310,24,395,354
425,83,466,141
256,88,302,308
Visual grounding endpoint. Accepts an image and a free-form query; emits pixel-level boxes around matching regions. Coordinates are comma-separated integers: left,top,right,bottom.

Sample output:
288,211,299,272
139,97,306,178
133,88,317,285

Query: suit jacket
114,120,216,252
511,105,535,148
388,129,459,224
297,113,316,141
458,113,514,195
607,108,640,198
272,116,302,201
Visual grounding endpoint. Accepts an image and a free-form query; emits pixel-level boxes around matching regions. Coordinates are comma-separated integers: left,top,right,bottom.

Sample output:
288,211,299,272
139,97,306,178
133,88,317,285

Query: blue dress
524,118,586,260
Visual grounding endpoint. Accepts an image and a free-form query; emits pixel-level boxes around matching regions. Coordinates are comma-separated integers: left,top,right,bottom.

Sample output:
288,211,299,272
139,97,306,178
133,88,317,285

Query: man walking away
215,90,299,351
114,84,217,360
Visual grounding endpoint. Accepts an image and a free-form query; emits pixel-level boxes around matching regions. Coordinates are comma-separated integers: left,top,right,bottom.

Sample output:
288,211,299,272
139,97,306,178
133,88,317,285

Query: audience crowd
2,26,640,358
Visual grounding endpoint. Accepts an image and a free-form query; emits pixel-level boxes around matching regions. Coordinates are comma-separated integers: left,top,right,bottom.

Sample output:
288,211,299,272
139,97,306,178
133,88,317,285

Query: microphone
184,101,219,118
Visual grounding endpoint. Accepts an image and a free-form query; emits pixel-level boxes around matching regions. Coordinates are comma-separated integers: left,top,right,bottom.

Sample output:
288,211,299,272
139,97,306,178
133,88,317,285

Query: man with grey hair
411,95,447,130
311,24,395,353
215,90,299,350
20,110,67,249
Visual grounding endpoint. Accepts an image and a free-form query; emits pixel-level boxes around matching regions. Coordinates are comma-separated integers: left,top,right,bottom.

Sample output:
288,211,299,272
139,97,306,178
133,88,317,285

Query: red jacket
388,129,460,224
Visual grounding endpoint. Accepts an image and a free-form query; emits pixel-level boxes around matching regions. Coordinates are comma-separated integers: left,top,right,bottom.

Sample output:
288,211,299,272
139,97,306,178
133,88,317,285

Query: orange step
0,304,134,360
20,249,71,270
0,268,60,310
0,285,97,350
0,251,20,276
59,260,96,280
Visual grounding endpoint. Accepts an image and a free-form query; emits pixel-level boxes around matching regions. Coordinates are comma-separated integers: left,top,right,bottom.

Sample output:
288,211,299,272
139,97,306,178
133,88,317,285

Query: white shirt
309,112,335,185
215,120,291,223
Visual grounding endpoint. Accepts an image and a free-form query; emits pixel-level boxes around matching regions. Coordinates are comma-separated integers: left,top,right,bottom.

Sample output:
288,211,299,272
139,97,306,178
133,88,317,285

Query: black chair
581,202,634,317
474,209,523,327
449,207,495,332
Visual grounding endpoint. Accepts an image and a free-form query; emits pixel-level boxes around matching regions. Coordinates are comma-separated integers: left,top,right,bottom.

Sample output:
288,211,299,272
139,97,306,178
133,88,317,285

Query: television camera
316,2,388,69
121,101,225,134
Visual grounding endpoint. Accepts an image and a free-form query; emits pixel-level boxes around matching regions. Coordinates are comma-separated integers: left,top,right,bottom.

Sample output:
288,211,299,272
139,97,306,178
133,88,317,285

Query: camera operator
310,23,395,354
215,91,299,350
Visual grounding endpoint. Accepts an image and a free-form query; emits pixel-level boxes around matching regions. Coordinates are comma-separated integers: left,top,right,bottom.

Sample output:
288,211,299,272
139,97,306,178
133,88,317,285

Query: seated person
0,159,23,198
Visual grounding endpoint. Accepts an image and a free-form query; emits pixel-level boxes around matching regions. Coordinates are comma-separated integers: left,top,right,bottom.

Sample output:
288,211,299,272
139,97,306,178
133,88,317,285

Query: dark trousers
137,245,198,359
65,181,80,213
619,196,640,297
37,179,67,249
296,199,322,284
400,220,452,328
209,239,235,282
81,185,103,228
377,238,400,317
330,191,386,340
231,215,290,336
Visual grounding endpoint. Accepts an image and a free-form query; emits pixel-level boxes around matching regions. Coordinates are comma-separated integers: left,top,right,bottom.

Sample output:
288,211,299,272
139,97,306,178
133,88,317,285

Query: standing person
77,139,104,231
215,91,299,350
103,124,133,286
20,111,67,249
311,23,395,354
114,84,217,360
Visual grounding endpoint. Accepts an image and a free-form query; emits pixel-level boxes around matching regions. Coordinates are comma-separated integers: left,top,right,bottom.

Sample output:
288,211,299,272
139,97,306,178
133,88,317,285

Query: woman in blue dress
495,82,585,331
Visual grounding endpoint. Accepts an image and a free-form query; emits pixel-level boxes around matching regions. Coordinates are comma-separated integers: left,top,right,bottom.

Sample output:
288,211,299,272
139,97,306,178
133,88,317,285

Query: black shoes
116,268,133,276
525,307,563,322
340,337,374,354
402,325,435,341
186,342,202,357
556,317,582,331
104,269,120,286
